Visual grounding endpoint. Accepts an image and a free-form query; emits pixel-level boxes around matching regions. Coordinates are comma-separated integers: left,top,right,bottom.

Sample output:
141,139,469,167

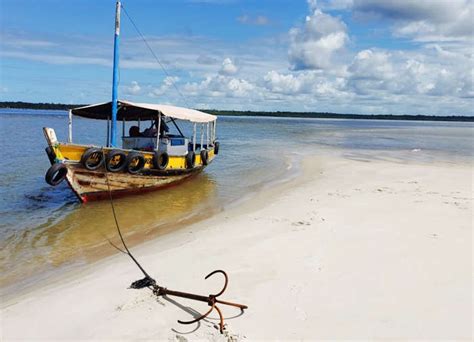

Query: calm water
0,109,472,296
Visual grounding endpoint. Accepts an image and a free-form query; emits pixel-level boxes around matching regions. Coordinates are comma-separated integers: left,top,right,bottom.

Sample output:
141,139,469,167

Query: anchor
104,166,248,334
131,270,247,333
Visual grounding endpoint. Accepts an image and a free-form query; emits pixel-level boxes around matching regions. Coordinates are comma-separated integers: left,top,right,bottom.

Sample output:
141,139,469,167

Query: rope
121,4,191,108
103,150,155,281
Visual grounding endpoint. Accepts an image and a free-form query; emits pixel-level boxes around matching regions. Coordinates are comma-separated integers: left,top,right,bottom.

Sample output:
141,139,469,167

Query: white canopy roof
122,100,216,123
72,100,216,123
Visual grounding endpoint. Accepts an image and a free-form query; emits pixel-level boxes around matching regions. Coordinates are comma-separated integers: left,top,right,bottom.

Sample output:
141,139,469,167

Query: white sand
2,153,473,340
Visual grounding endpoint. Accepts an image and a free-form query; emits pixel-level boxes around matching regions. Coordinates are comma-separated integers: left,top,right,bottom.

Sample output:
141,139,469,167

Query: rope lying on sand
102,152,247,333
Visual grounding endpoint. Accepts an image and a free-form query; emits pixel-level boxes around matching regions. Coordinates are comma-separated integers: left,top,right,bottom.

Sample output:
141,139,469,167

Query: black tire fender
186,151,196,169
153,151,169,170
214,141,220,155
45,163,68,186
106,150,127,172
126,152,146,174
200,150,209,166
81,147,104,171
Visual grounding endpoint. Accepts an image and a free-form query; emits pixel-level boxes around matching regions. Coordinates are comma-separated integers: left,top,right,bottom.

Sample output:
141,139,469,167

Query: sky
0,0,473,115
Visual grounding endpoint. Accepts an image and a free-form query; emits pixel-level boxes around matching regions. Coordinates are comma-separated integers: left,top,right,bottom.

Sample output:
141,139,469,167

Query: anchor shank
158,288,211,304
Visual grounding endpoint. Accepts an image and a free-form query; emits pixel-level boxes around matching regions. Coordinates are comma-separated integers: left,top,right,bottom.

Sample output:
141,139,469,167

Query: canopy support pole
210,121,213,145
169,118,184,137
206,123,209,150
106,116,110,147
156,113,161,151
122,118,125,140
200,124,204,151
110,0,121,147
213,120,217,144
193,123,196,152
68,110,73,143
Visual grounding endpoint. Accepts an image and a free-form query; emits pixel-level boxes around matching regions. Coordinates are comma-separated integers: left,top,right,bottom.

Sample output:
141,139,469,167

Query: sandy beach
2,152,472,340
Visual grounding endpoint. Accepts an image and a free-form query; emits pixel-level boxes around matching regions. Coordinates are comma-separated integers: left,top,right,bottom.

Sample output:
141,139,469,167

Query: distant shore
1,101,473,122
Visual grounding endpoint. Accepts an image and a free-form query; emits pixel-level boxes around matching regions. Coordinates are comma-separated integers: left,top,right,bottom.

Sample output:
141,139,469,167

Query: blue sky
1,0,473,115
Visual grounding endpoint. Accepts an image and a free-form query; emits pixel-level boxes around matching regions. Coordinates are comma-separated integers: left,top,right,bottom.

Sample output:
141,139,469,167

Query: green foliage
204,109,474,122
0,101,472,122
0,101,83,110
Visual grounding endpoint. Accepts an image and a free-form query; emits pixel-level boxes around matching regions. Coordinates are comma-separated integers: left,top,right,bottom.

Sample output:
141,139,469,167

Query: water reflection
0,172,218,289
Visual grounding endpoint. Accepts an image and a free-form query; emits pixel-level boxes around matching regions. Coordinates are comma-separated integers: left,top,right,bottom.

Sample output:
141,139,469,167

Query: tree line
206,109,473,122
1,101,472,122
0,101,83,110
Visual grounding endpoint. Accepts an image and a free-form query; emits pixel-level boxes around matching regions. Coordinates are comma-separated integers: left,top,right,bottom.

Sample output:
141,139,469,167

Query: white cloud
288,2,348,70
264,70,345,97
0,32,58,48
184,74,254,98
176,35,472,115
186,0,236,3
237,14,271,26
150,76,180,97
346,49,404,96
348,49,394,80
353,0,474,42
0,50,111,67
124,81,141,95
196,54,219,65
1,3,472,115
459,69,474,98
345,46,473,103
308,0,318,11
264,70,313,95
219,58,239,75
318,0,354,10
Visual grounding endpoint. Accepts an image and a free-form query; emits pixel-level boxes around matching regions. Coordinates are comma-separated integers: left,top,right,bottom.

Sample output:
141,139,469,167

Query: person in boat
142,119,168,137
129,125,142,137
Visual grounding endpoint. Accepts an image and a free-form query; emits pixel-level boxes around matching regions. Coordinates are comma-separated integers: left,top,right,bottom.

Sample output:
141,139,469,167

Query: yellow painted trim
56,143,215,171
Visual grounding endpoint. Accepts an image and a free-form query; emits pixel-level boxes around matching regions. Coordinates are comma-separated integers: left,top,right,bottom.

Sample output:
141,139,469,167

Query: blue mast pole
110,0,121,147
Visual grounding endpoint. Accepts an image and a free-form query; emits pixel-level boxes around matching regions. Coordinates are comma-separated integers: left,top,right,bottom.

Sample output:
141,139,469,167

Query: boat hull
42,127,216,203
64,163,202,203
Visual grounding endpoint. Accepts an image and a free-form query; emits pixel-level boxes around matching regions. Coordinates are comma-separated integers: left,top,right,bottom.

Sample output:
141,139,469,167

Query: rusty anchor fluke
130,270,248,333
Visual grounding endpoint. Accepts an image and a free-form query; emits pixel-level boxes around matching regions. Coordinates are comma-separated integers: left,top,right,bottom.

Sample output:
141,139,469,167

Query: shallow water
0,109,472,295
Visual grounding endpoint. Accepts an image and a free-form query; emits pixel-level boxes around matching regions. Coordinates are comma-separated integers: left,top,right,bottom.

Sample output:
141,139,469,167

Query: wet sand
2,152,472,340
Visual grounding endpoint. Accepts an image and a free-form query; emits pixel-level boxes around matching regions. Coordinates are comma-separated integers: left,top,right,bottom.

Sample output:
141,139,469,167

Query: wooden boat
43,2,219,203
